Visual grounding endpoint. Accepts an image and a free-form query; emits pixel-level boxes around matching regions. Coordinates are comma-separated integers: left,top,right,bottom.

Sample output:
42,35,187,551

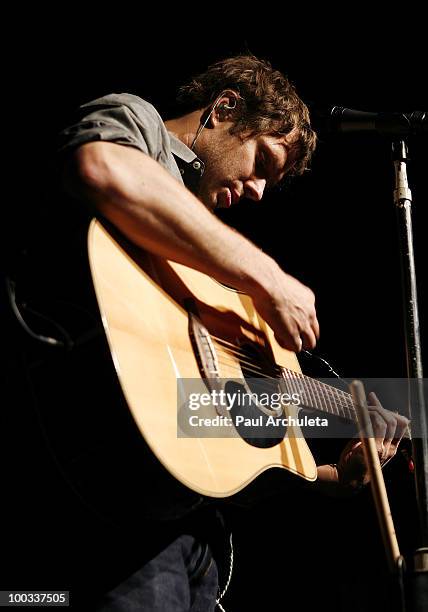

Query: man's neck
164,110,203,150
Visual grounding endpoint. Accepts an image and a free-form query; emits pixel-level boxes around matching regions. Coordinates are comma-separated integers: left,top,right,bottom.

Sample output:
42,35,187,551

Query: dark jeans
95,535,219,611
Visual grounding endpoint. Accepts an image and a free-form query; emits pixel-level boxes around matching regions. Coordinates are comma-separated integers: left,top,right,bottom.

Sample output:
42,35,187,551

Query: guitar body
88,219,317,498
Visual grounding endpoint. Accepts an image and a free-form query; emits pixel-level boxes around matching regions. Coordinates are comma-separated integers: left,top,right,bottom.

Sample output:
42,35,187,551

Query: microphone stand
392,140,428,611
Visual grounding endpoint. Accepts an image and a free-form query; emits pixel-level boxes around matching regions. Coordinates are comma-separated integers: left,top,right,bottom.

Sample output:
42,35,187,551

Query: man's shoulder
81,93,163,124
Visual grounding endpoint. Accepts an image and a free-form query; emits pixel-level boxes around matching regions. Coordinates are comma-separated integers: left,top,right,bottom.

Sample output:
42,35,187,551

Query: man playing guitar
56,55,409,610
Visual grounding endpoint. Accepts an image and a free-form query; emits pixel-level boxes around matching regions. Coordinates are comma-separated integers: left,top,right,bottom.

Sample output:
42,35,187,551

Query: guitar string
211,335,268,359
208,334,359,422
214,347,411,439
215,343,354,406
213,346,356,421
216,353,266,373
199,333,408,435
212,337,354,403
212,335,354,405
215,344,354,405
212,333,348,392
214,359,352,422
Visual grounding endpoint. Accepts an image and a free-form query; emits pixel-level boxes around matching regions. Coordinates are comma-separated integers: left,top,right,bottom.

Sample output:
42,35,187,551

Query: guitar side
87,219,318,497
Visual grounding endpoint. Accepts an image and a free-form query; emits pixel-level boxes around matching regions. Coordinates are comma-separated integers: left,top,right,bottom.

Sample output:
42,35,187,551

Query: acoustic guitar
87,219,363,499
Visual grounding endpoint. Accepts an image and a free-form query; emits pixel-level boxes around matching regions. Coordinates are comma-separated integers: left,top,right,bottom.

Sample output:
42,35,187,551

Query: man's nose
244,178,266,202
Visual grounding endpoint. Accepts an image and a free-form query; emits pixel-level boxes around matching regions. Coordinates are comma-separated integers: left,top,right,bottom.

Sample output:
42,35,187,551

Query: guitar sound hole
226,344,286,448
239,343,282,405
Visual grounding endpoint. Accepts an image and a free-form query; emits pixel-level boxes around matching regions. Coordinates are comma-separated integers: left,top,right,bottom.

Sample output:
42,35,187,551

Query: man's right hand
248,260,319,353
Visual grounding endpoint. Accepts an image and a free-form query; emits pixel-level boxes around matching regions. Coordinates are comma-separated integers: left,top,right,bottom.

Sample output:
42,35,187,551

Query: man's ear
202,90,240,128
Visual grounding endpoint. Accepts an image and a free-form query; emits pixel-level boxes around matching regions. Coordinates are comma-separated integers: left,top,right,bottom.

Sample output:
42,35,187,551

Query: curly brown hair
177,55,317,177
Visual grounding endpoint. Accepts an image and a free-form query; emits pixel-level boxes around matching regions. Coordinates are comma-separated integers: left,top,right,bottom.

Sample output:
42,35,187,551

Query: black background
3,20,427,611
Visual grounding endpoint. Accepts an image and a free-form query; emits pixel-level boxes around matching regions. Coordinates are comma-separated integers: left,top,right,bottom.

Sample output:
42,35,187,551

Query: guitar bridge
185,299,228,417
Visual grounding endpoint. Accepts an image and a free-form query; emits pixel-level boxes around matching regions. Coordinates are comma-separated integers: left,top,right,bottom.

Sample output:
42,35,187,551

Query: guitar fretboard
281,368,357,423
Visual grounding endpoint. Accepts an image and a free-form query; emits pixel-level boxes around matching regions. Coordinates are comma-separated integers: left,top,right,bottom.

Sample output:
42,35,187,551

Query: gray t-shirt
53,93,208,519
58,93,205,189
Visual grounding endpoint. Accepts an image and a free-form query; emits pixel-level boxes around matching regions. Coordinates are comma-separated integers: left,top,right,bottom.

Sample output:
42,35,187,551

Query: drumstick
350,380,401,571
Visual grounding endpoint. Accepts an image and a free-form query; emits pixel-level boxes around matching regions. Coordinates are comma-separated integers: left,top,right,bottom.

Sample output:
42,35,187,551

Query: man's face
195,121,299,211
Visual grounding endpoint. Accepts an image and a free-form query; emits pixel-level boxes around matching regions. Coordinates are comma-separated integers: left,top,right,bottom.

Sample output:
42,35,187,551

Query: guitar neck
281,367,358,424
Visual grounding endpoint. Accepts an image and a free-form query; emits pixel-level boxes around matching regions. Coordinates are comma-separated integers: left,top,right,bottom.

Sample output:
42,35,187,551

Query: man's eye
257,153,267,174
257,152,276,188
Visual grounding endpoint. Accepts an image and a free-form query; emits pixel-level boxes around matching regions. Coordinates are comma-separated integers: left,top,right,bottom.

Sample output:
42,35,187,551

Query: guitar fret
309,379,319,408
280,367,358,425
307,376,319,410
318,381,343,418
309,377,322,412
338,390,348,418
283,368,300,403
332,387,341,417
314,380,330,415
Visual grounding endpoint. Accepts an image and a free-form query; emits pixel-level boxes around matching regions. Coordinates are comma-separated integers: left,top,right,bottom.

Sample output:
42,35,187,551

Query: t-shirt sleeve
58,93,167,160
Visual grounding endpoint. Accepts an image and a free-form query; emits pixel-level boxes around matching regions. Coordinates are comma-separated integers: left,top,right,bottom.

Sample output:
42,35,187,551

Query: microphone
310,105,427,137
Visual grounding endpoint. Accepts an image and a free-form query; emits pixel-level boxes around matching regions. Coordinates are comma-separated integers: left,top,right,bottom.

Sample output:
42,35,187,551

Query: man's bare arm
63,141,319,351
